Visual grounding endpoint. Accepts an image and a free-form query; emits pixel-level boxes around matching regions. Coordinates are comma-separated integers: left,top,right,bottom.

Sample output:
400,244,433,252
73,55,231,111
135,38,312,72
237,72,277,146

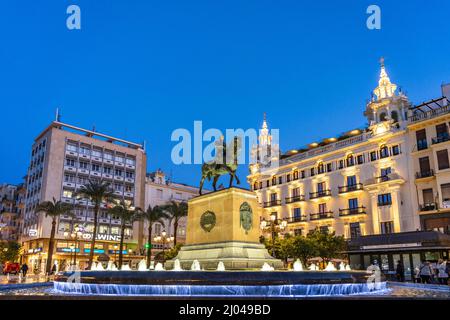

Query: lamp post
64,225,83,268
260,213,287,257
113,244,119,264
153,230,174,260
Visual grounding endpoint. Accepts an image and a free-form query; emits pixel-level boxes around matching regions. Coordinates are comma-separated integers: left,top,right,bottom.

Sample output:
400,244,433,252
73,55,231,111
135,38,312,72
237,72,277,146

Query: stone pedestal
166,187,283,270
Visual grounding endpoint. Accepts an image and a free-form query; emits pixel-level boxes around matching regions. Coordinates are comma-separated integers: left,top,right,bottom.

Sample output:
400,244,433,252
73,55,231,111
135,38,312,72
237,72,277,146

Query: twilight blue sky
1,1,449,189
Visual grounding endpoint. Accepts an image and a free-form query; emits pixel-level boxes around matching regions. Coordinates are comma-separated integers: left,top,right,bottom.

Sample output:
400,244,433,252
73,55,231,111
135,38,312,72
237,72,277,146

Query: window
317,182,325,193
79,146,90,155
126,158,136,166
348,198,358,209
347,175,357,186
380,221,394,234
338,160,344,169
92,164,100,172
391,111,399,123
66,158,75,167
301,170,305,179
66,144,77,152
326,163,333,172
422,188,434,205
64,174,75,182
350,222,361,238
79,161,89,169
266,180,270,188
310,168,315,176
270,193,277,201
370,151,377,161
441,184,450,202
293,207,301,219
272,176,277,186
99,225,109,234
346,154,355,167
391,145,400,156
293,170,299,180
294,228,302,236
292,187,300,197
381,167,391,177
111,226,120,235
318,203,327,213
104,152,113,160
436,123,448,139
416,129,427,150
115,169,123,176
317,162,324,174
91,149,102,157
377,193,392,206
319,226,329,234
380,112,387,121
259,181,262,189
63,190,73,198
115,155,124,163
253,182,258,190
437,150,450,170
103,166,112,174
380,145,389,158
286,174,291,182
278,176,283,184
357,154,364,165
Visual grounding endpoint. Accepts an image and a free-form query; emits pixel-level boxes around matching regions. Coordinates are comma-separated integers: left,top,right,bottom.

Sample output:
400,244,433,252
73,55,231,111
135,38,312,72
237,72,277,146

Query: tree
75,180,114,269
307,229,347,263
291,236,317,265
164,243,183,261
35,198,74,274
141,205,169,267
107,200,141,269
163,201,188,246
0,241,21,263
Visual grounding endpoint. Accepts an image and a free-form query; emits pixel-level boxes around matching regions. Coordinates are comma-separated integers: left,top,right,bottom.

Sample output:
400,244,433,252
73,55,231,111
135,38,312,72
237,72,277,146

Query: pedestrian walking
437,259,449,285
395,260,405,282
419,261,433,284
21,263,29,277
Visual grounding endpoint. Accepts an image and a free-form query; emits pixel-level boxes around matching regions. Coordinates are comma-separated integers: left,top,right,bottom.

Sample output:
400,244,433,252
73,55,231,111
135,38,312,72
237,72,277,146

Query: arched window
380,112,387,121
317,162,324,174
380,145,389,158
346,154,355,167
391,111,399,123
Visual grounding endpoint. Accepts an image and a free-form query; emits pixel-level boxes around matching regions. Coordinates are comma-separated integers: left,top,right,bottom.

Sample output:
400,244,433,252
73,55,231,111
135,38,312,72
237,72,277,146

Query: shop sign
82,233,121,242
361,243,422,250
57,248,80,253
28,229,38,236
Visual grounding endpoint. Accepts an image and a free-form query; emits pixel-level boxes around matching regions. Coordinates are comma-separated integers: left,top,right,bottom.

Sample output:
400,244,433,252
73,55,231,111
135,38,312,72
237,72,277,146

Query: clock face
200,210,216,232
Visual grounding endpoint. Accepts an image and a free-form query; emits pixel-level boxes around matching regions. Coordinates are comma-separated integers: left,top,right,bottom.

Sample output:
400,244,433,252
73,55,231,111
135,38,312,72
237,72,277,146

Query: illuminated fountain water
154,263,165,271
346,264,352,271
293,259,303,271
191,260,201,271
216,262,225,271
324,262,337,271
106,261,118,271
138,259,148,271
308,263,318,271
172,259,183,271
261,263,275,271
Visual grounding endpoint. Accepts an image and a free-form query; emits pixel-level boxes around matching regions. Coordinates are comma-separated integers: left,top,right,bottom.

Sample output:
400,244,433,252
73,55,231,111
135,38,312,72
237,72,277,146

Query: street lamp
113,244,119,264
260,213,287,257
64,225,84,269
153,230,174,258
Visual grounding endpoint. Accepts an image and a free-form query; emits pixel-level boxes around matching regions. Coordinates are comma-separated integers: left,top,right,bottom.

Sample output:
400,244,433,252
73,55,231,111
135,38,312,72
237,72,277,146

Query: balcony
310,211,334,221
338,183,363,194
309,190,332,200
339,206,366,216
91,156,103,163
285,216,307,223
415,170,435,180
115,161,125,167
432,134,450,145
263,200,281,208
419,203,438,212
285,195,305,204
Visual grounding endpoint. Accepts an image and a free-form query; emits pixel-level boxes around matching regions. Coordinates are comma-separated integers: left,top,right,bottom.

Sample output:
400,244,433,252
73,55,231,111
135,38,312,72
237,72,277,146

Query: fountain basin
53,271,386,297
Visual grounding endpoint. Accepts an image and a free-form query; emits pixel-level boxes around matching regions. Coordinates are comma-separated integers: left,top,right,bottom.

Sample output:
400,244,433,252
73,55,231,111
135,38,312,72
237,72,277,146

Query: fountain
172,259,183,271
308,263,318,271
339,262,346,271
293,259,303,271
90,262,97,271
96,262,105,271
261,263,275,271
345,264,352,271
154,263,165,271
190,260,201,271
138,259,148,271
324,262,337,271
121,264,131,271
216,261,226,271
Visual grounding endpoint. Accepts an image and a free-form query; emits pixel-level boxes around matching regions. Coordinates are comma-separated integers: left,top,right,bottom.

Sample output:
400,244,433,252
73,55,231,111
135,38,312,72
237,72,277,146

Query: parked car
2,262,21,275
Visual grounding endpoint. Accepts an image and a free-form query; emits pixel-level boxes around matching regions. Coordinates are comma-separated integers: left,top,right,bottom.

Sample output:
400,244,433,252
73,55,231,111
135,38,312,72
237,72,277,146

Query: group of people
395,259,449,285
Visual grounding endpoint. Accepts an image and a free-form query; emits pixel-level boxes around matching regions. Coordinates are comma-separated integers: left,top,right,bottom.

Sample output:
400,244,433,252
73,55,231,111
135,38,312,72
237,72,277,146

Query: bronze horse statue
199,136,241,195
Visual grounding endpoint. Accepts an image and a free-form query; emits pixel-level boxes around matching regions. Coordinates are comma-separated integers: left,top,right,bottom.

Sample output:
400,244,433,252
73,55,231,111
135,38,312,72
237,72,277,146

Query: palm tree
141,205,169,268
163,200,188,246
35,198,74,274
75,180,114,269
108,201,141,269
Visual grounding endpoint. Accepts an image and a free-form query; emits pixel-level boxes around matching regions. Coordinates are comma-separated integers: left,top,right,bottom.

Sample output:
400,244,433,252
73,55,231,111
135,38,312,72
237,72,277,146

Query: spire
259,113,271,146
373,57,397,100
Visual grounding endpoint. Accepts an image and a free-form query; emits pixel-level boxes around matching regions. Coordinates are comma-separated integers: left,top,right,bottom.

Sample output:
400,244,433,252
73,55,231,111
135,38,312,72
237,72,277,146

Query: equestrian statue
199,136,241,195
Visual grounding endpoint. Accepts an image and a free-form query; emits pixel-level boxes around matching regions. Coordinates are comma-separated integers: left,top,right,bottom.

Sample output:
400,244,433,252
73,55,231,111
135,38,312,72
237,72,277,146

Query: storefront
347,231,450,281
21,238,143,272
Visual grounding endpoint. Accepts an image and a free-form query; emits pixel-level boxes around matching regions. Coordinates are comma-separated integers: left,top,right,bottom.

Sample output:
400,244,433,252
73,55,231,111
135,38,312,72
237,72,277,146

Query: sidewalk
388,281,450,292
0,274,53,285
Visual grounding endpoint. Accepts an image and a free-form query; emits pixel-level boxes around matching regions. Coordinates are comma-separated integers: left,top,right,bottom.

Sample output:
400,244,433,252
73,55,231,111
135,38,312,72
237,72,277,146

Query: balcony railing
338,183,363,194
310,211,334,220
263,200,281,208
432,134,450,145
419,203,438,212
285,216,308,223
415,170,435,179
339,206,366,216
309,190,332,199
285,195,305,204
